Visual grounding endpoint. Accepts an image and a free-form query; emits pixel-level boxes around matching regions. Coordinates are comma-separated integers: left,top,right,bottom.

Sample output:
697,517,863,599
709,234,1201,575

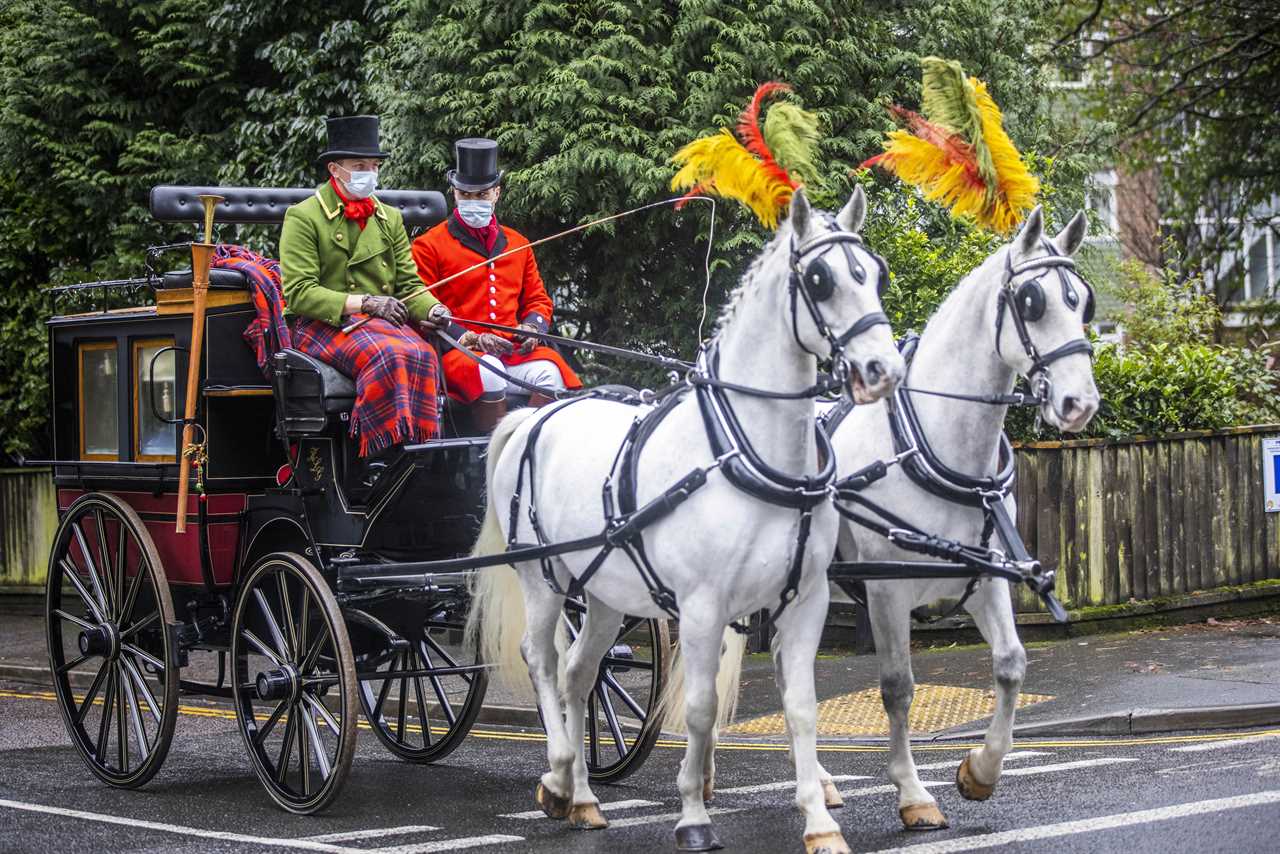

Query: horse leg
774,640,842,809
773,587,848,854
674,614,726,851
957,579,1025,801
868,587,947,831
560,592,622,829
513,566,576,820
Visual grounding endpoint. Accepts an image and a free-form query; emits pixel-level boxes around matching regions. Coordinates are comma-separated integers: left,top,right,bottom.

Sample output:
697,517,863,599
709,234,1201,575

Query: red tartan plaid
213,244,290,377
290,317,441,456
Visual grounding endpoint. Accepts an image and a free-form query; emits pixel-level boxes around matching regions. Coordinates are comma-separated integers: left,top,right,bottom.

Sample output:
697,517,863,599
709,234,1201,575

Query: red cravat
330,177,375,230
453,209,499,253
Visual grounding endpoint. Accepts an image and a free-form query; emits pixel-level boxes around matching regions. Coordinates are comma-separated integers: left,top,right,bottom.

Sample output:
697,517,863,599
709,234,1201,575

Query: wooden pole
175,195,222,533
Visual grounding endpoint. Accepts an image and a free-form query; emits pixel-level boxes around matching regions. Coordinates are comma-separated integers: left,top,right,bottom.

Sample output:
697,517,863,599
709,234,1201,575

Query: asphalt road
2,679,1280,853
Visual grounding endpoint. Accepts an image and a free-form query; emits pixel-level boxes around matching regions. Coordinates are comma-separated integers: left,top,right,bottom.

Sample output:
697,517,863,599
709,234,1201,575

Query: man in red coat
412,138,581,430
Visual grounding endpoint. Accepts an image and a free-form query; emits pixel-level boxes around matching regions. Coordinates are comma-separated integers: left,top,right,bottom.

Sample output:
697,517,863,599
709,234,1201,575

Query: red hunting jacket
411,216,581,402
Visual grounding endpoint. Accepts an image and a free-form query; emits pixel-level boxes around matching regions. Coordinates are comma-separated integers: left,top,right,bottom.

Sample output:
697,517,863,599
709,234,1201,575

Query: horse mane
712,221,796,335
918,242,1009,339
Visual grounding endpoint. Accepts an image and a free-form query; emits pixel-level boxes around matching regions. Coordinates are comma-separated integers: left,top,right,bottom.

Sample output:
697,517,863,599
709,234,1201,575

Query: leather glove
514,323,539,354
457,330,482,349
361,294,408,325
417,302,450,333
478,332,514,355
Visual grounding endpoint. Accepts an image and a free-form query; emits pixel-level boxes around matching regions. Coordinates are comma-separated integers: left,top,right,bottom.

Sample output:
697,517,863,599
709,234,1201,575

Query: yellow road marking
4,687,1279,753
726,684,1053,737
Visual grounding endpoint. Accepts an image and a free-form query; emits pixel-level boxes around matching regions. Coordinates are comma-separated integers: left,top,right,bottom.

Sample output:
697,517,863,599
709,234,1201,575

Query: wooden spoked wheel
231,552,358,814
45,492,179,788
355,598,490,762
562,598,671,782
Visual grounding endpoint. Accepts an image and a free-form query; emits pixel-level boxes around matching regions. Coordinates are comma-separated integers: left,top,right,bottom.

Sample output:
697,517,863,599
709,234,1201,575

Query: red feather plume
735,82,798,190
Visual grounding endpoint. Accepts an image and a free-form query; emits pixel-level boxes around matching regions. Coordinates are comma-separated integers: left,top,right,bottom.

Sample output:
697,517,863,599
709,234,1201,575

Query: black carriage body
41,185,489,596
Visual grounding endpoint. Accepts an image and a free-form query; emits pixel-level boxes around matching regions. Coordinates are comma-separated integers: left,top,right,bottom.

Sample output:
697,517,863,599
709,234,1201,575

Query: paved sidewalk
4,595,1279,739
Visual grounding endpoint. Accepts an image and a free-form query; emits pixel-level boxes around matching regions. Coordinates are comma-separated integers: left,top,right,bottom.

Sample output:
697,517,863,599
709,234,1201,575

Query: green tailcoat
279,181,439,327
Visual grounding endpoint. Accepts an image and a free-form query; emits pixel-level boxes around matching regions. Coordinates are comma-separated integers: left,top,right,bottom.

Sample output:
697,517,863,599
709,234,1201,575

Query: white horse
815,206,1100,830
466,187,905,853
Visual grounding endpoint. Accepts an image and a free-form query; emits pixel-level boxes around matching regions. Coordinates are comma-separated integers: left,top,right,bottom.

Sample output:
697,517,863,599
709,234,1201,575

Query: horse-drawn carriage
37,185,669,814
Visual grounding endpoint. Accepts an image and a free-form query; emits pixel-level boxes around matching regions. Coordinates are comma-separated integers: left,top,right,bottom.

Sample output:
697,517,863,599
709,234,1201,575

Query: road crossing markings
499,798,661,819
1168,732,1280,752
0,798,366,853
302,826,440,843
912,750,1050,771
996,757,1137,776
867,789,1280,853
716,774,870,795
837,781,951,799
603,807,743,829
371,835,524,853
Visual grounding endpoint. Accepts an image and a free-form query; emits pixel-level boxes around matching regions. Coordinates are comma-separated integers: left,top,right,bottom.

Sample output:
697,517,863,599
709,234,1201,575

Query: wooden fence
1011,424,1280,613
5,426,1280,607
0,468,57,591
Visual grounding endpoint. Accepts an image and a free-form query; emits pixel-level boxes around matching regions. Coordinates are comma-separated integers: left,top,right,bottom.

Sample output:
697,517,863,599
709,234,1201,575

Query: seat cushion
280,349,355,410
160,267,249,290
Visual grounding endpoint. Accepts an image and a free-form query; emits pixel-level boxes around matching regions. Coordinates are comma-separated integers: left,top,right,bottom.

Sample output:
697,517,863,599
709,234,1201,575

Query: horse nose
864,359,885,386
1062,395,1080,420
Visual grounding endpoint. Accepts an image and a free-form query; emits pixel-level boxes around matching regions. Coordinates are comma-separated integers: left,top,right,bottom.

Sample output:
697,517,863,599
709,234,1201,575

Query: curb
939,703,1280,740
0,662,548,729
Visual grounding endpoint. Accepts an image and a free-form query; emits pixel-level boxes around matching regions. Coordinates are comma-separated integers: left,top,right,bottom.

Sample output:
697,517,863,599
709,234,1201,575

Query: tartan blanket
291,316,440,456
214,244,290,377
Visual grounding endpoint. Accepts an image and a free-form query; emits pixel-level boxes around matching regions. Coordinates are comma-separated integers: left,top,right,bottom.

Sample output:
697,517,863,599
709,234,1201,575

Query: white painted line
717,774,870,795
913,750,1050,772
998,758,1137,776
603,806,743,830
498,798,660,819
0,798,361,853
868,789,1280,853
303,825,439,843
1169,734,1280,753
837,781,950,798
373,835,524,854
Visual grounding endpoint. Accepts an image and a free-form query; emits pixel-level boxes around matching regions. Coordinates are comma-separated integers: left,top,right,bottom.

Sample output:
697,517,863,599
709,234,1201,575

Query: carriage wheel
356,600,489,763
231,552,358,814
562,598,671,782
45,493,179,788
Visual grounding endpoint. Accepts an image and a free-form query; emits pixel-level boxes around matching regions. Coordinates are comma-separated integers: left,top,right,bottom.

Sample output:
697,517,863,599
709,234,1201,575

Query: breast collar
693,344,836,510
887,336,1015,507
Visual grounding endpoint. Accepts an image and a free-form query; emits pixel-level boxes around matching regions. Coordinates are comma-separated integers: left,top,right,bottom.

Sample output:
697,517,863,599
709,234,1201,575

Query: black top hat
447,138,504,192
318,115,390,165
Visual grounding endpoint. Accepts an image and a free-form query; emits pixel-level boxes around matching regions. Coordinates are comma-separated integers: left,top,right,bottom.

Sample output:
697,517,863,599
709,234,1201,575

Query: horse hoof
674,824,724,851
535,783,571,820
703,779,715,803
804,830,852,854
568,801,608,829
899,802,949,831
822,779,844,809
956,754,996,801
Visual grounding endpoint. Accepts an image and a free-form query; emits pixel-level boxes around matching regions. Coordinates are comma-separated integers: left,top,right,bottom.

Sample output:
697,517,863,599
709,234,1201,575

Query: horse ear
1014,205,1044,259
837,185,866,233
1054,209,1089,256
789,187,812,239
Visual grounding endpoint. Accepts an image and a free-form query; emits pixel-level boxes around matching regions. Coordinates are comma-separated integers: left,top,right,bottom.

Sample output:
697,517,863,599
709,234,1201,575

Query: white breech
478,354,567,397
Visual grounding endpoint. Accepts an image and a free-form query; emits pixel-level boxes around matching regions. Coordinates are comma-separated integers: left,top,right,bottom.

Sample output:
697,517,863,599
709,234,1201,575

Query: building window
133,338,177,462
1085,169,1118,237
78,341,119,461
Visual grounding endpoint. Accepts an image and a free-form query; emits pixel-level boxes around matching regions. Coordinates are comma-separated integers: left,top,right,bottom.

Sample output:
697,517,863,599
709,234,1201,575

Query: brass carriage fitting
197,193,224,245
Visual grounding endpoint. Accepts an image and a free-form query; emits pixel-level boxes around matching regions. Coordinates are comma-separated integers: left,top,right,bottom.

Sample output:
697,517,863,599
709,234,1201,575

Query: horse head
781,186,905,403
994,206,1100,432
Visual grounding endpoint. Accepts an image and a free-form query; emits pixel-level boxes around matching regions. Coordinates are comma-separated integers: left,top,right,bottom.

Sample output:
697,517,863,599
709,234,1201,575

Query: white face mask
339,166,378,199
456,199,494,228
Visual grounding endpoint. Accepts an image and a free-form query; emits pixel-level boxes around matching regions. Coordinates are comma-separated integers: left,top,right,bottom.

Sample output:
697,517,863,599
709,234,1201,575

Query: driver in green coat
279,115,450,456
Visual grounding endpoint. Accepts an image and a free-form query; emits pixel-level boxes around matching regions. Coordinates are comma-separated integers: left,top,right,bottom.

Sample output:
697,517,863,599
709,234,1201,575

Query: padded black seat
160,268,250,290
272,349,356,434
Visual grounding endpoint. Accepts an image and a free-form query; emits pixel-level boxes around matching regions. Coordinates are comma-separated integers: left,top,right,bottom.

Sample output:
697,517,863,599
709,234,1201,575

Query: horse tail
658,626,747,734
464,407,540,698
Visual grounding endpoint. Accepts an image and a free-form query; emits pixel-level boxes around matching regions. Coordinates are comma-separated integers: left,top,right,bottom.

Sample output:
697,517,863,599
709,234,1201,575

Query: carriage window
78,342,119,460
134,338,177,461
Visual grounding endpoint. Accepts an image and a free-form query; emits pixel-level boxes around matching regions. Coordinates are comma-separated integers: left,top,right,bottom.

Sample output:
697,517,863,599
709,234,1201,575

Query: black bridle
994,242,1095,405
787,225,891,380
